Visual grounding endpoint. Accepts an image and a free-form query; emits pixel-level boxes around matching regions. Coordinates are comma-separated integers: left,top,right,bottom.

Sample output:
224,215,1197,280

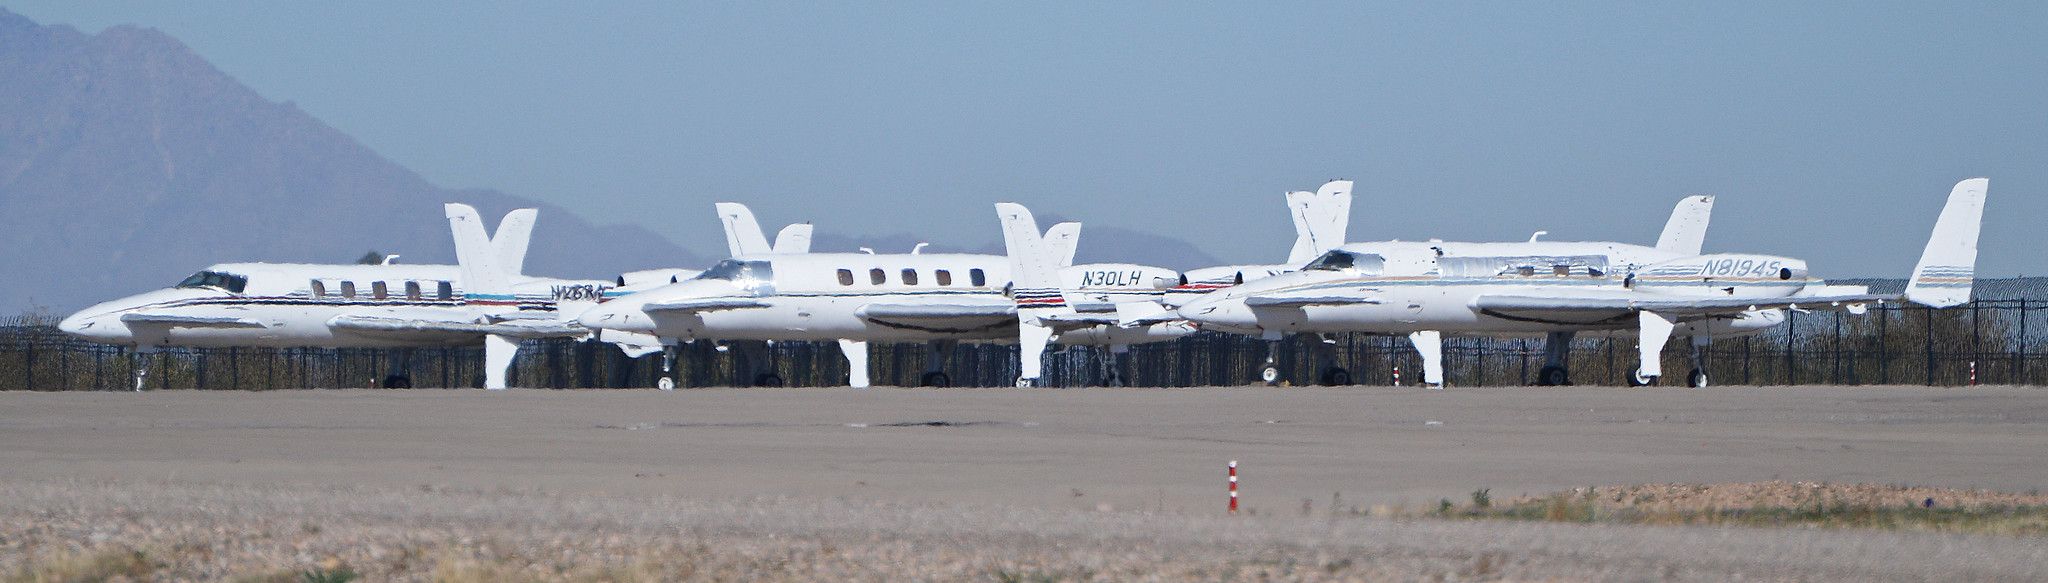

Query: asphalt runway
1,385,2042,513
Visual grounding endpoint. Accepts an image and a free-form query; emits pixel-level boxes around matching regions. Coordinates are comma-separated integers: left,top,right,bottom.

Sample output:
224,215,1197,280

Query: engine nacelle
615,268,702,291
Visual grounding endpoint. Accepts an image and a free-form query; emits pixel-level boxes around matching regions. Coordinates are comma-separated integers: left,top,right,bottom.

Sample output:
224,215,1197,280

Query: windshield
175,270,249,293
1302,250,1385,274
694,259,774,284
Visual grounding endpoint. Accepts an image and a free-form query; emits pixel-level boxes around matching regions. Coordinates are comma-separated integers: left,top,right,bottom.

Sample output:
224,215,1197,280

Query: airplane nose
57,313,88,335
576,304,641,331
1177,295,1256,331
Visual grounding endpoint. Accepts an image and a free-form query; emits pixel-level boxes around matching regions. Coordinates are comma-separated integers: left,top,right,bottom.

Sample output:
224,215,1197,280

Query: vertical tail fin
1655,195,1714,255
715,202,774,256
1285,180,1353,264
490,208,538,276
773,223,813,254
1905,178,1989,307
445,203,514,301
996,203,1075,386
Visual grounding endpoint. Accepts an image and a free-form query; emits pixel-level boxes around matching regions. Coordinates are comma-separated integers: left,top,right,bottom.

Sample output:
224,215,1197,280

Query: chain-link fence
1,300,2041,390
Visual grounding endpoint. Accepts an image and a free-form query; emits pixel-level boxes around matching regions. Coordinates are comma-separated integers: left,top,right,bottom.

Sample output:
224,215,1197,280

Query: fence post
1784,309,1795,385
2007,298,2023,380
1878,306,1890,384
1925,307,1935,386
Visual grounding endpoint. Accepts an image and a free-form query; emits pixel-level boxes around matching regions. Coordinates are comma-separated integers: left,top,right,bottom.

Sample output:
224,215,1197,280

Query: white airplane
1161,180,1354,308
60,204,617,390
575,205,1190,388
1174,178,1987,389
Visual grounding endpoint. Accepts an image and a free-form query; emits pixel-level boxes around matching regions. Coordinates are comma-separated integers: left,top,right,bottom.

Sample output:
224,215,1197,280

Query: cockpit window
176,270,249,294
1302,250,1386,274
694,259,774,284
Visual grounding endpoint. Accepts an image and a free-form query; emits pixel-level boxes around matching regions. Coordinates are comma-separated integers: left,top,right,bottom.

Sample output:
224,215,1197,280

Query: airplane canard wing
327,315,587,340
119,313,266,328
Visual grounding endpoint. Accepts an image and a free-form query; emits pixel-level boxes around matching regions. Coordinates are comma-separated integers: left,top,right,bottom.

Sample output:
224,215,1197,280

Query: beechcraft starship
1175,178,1987,389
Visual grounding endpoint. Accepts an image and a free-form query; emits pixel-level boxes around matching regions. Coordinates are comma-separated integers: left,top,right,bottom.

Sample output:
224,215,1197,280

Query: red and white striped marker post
1970,361,1978,385
1227,460,1239,514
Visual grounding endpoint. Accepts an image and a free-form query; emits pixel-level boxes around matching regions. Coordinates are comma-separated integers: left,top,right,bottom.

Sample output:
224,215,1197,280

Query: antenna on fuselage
1528,231,1547,243
911,243,928,255
381,254,401,265
858,247,875,255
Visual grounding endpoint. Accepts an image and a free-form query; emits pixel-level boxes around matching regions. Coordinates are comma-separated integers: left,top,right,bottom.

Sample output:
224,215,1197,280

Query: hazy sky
11,2,2045,275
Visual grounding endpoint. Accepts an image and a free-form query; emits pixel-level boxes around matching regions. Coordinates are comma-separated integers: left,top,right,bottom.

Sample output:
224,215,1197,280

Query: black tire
383,375,412,389
1260,366,1282,386
1687,368,1709,389
754,373,785,387
1626,366,1656,387
1536,366,1569,386
1319,367,1353,386
920,371,951,387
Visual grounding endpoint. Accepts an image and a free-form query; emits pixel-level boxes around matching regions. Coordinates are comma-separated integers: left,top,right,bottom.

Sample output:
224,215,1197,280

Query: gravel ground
1,479,2044,582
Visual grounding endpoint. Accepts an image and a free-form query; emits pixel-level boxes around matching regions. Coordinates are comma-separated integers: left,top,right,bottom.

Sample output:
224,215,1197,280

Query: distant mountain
0,8,706,314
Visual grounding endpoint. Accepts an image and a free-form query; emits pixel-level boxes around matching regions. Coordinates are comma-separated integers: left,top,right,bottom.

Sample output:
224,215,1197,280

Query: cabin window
310,280,326,298
970,268,987,287
340,281,357,299
1553,265,1570,277
901,268,919,286
935,269,953,286
372,281,389,300
869,268,887,285
1588,267,1604,278
1517,266,1536,277
405,281,422,301
837,269,855,286
436,281,454,300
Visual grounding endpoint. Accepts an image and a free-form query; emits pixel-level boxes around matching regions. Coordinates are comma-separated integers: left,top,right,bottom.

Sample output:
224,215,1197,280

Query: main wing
1471,288,1890,326
327,314,588,342
855,300,1017,334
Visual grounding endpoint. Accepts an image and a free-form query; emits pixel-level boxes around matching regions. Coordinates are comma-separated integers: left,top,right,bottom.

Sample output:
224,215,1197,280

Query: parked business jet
1175,178,1986,388
1162,180,1354,307
60,204,616,390
575,205,1190,388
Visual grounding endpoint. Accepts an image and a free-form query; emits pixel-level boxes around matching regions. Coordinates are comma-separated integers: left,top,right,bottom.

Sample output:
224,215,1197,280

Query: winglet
1655,195,1714,255
1904,178,1988,308
716,202,774,256
1044,222,1081,267
490,208,538,276
1285,180,1354,264
773,223,813,254
445,203,514,300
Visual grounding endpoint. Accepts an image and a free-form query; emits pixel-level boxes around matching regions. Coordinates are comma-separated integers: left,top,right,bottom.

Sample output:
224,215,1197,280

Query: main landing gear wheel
1687,368,1709,389
382,375,412,389
1015,377,1036,388
1260,365,1282,386
656,377,675,391
1319,367,1353,386
753,373,785,387
1627,366,1658,387
920,371,952,387
1536,366,1569,387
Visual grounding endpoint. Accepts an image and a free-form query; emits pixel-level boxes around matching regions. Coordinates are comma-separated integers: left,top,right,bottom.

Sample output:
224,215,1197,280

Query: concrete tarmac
1,385,2042,514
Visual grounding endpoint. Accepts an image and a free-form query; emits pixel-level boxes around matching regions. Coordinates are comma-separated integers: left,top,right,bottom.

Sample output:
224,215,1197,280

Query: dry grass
0,479,2044,582
1420,481,2048,536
